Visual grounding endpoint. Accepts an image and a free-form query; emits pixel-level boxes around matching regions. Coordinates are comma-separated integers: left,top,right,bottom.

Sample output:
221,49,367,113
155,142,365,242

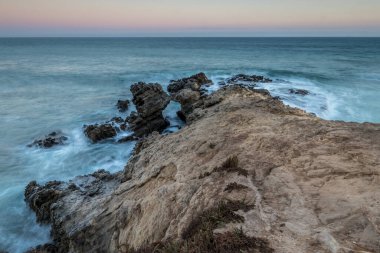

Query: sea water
0,37,379,252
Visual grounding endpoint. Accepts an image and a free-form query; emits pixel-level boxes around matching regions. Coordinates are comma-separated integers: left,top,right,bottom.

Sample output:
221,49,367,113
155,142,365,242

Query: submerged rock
226,74,272,84
84,124,117,143
127,82,170,137
28,132,68,148
289,88,310,96
116,99,130,112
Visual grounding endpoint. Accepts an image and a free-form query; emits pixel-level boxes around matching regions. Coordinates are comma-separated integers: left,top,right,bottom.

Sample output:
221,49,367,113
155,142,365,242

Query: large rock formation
127,82,170,137
168,72,212,121
25,85,380,253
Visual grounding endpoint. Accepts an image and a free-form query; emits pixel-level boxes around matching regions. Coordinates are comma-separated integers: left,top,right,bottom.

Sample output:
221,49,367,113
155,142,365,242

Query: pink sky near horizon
1,0,380,36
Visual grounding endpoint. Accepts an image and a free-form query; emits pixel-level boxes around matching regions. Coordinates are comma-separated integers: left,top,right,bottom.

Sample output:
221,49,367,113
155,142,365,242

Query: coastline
23,79,380,253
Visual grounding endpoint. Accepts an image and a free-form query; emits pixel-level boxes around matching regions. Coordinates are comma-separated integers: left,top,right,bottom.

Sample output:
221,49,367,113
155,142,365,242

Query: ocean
0,37,379,252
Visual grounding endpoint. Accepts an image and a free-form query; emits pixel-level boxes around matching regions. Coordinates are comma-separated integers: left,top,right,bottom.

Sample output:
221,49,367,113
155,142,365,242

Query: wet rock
110,117,124,124
226,74,272,84
168,72,211,93
28,132,68,148
127,82,170,137
84,124,117,143
117,135,139,143
25,244,59,253
116,99,130,112
289,89,309,96
25,181,63,223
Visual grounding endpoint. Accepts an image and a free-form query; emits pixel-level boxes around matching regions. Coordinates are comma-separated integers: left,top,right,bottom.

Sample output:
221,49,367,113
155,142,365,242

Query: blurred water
0,37,380,252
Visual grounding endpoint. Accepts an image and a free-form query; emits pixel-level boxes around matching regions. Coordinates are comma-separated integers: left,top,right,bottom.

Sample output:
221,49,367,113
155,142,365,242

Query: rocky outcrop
28,132,68,148
167,72,211,94
126,82,170,137
25,85,380,253
168,73,213,121
84,124,117,143
116,100,130,112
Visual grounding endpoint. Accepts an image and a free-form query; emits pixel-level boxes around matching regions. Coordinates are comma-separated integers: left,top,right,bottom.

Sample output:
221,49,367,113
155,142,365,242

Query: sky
0,0,379,37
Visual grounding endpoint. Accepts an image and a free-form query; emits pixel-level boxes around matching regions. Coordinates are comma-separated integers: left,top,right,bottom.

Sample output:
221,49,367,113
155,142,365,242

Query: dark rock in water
84,124,117,143
25,180,63,223
131,82,170,118
127,82,170,137
227,74,272,84
110,117,124,124
28,132,68,148
289,89,309,96
116,99,130,112
117,135,139,143
25,244,59,253
168,73,212,121
168,72,211,93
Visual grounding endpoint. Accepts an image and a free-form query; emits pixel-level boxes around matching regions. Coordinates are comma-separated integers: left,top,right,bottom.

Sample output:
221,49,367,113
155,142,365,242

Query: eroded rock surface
168,73,214,121
126,82,170,137
26,85,380,253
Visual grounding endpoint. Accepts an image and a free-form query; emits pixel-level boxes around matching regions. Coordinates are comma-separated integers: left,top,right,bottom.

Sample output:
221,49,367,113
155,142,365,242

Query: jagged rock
131,82,170,118
289,88,310,96
116,99,130,112
168,72,211,93
28,132,68,148
168,73,213,121
25,181,63,223
226,74,272,84
127,82,170,137
84,124,117,143
25,85,380,253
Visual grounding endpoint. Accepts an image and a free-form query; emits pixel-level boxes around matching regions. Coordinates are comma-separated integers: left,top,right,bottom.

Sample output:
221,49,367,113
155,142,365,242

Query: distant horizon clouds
0,0,380,37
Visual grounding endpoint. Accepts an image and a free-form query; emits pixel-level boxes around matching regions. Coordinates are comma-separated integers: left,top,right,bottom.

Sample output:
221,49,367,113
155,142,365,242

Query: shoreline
22,75,380,253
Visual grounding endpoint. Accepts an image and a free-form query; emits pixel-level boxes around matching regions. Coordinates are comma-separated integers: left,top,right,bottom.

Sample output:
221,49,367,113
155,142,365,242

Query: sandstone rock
116,99,130,112
84,124,117,143
25,85,380,253
127,82,170,137
28,132,68,148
